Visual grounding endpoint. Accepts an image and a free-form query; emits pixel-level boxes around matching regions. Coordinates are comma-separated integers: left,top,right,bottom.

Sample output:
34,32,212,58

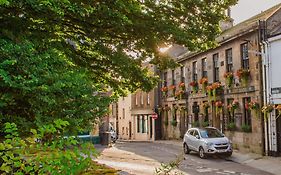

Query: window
141,92,144,105
163,72,167,87
147,93,150,105
241,43,249,69
141,115,147,133
203,101,208,122
180,66,185,83
202,58,207,78
227,98,234,123
226,48,233,72
243,97,252,131
172,70,175,85
213,53,219,82
122,108,125,119
173,104,177,121
137,115,140,132
135,94,138,106
192,61,198,81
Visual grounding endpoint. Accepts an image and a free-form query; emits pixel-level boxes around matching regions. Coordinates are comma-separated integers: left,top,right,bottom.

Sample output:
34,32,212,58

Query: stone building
159,4,281,155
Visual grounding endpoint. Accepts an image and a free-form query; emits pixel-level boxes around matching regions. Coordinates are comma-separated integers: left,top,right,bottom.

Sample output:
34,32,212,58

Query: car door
185,129,195,150
191,130,201,152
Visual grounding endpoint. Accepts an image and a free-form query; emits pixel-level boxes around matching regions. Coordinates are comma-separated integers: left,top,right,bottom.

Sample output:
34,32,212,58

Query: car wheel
183,143,190,154
199,147,206,159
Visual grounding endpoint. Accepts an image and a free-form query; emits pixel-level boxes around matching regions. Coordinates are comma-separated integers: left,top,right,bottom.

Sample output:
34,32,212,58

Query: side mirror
195,135,200,139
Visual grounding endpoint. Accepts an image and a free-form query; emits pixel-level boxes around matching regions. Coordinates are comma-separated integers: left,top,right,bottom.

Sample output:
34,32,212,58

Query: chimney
219,8,234,32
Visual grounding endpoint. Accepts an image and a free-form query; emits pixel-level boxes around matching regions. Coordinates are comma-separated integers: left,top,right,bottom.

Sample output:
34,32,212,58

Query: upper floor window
135,94,138,106
140,92,144,105
172,69,175,85
192,61,198,81
147,93,150,105
122,108,125,119
213,53,219,82
163,72,167,87
226,48,233,72
241,43,249,69
202,58,207,78
180,66,185,83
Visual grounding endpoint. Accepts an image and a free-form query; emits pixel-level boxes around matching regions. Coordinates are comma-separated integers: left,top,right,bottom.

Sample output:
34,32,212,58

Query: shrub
227,122,236,131
241,124,251,133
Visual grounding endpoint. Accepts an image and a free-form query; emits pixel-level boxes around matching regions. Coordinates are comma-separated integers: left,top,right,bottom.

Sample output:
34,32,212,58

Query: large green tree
0,0,237,132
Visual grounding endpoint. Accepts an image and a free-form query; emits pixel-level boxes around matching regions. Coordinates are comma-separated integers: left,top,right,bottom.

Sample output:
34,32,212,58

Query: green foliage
241,124,251,133
171,120,177,127
155,154,184,175
0,120,98,175
192,121,200,127
227,122,236,131
202,121,209,127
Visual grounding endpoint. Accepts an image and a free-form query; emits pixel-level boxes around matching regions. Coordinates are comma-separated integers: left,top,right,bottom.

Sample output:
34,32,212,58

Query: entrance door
276,110,281,156
129,121,132,139
150,117,153,139
155,111,162,140
180,110,186,138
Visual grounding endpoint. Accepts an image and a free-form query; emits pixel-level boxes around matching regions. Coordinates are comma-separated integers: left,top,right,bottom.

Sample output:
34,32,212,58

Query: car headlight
205,142,214,147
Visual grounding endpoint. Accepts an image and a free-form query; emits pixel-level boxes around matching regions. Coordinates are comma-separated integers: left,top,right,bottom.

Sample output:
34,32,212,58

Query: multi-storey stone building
159,4,281,155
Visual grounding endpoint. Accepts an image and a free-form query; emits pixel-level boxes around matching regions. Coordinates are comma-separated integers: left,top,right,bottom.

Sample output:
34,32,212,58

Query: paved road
96,141,273,175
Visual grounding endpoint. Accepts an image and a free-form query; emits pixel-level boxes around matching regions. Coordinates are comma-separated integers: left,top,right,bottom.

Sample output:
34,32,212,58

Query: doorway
129,121,132,139
150,117,153,139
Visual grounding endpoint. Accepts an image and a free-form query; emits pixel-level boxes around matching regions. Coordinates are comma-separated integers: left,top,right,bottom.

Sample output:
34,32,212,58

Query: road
96,141,273,175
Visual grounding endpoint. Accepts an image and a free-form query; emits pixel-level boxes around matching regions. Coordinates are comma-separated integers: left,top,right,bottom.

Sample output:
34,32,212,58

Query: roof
217,3,281,43
175,3,281,62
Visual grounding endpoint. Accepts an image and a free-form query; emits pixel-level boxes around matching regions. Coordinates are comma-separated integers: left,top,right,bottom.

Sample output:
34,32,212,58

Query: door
180,110,186,138
129,121,132,139
276,110,281,156
150,117,153,139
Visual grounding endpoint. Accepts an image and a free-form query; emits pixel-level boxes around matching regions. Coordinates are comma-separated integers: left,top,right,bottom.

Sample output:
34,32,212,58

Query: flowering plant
199,78,208,94
175,90,184,100
206,85,213,99
203,101,210,109
189,81,198,94
224,72,234,88
227,100,239,113
178,82,185,91
247,101,259,111
169,85,176,96
161,86,168,98
215,100,224,114
236,69,250,87
211,82,222,101
262,104,274,120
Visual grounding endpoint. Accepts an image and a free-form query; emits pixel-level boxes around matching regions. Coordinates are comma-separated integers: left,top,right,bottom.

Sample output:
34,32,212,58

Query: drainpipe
261,40,269,155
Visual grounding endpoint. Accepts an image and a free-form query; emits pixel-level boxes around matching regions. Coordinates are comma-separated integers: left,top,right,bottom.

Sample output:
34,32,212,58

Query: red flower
199,78,208,85
161,86,168,92
215,101,223,107
169,85,176,90
189,81,198,87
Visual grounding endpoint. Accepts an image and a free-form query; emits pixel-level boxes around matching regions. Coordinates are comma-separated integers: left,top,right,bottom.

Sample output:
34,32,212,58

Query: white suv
183,127,232,158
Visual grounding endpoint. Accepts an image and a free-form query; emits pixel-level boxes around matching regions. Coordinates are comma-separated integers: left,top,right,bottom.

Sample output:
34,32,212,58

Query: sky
231,0,281,24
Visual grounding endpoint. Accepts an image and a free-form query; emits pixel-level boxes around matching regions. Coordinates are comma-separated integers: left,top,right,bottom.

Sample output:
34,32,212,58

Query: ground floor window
242,97,252,132
137,115,148,133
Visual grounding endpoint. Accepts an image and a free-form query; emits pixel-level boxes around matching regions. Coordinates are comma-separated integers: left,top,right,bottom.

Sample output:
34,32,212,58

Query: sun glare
159,45,172,53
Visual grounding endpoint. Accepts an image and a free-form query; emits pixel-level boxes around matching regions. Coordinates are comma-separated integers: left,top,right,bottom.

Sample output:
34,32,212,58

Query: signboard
152,113,158,119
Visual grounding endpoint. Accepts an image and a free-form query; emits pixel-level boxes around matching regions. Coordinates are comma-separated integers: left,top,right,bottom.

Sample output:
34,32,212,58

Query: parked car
109,124,117,143
183,127,232,158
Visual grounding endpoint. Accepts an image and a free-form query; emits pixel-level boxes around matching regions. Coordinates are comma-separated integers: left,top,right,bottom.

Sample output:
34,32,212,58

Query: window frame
225,48,233,72
213,53,219,82
241,43,249,69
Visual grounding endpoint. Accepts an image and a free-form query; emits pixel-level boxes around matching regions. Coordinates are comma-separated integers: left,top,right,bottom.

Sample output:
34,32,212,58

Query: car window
200,128,224,138
188,130,194,136
192,130,199,137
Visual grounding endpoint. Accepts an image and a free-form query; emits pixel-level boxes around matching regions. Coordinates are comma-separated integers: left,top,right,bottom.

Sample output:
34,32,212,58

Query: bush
241,124,251,133
227,122,236,131
0,120,98,175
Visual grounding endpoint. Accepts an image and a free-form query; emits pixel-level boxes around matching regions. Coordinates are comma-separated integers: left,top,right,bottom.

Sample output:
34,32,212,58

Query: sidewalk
155,140,281,175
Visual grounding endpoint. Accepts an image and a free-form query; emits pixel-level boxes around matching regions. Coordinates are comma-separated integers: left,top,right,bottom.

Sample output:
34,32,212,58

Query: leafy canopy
0,0,237,132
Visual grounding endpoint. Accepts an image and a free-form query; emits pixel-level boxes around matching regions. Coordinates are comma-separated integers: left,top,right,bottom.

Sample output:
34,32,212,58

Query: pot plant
211,82,222,101
276,104,281,119
215,100,224,114
206,85,213,100
199,77,208,94
247,100,259,116
175,90,184,100
178,82,185,91
189,81,198,94
261,104,274,120
161,86,168,98
236,69,250,87
169,85,176,97
227,100,239,113
224,72,234,88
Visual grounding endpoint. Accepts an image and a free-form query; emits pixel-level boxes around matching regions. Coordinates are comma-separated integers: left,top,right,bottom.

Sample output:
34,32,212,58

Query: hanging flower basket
227,100,239,113
261,104,274,120
178,82,185,91
175,90,184,100
224,72,234,88
189,81,198,94
215,101,224,114
169,85,176,96
161,86,168,98
203,101,210,116
199,78,208,94
206,85,213,100
211,82,222,101
236,69,250,87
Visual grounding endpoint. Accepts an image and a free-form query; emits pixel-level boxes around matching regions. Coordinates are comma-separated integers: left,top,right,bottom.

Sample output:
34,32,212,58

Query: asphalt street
96,141,273,175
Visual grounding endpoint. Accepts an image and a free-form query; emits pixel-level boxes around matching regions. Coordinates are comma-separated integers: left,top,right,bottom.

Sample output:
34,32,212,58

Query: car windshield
200,128,224,138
